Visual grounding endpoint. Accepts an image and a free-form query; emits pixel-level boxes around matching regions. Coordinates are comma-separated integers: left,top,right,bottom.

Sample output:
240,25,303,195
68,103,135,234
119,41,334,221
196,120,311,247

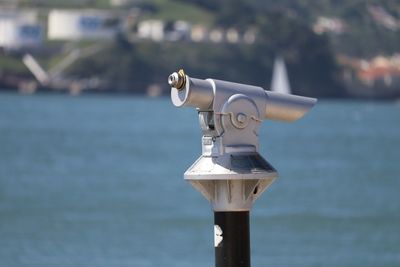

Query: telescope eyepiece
168,69,186,90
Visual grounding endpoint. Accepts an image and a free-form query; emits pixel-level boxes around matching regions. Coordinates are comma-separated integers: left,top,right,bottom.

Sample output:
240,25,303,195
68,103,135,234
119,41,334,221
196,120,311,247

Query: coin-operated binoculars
168,69,316,267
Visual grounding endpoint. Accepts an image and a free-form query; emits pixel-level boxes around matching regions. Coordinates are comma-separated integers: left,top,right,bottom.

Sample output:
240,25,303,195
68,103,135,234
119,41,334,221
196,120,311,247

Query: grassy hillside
177,0,400,57
142,0,214,25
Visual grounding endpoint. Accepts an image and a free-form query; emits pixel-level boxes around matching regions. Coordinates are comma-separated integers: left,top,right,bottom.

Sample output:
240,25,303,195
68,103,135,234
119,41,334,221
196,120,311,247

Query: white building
226,28,239,43
110,0,138,7
313,16,346,35
48,9,120,40
164,20,191,41
0,10,43,50
243,28,257,44
137,20,164,41
191,25,207,42
209,28,223,43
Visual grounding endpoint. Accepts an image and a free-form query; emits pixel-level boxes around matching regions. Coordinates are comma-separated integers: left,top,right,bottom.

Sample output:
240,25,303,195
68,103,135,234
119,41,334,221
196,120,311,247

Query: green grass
16,0,111,9
0,55,29,75
143,0,214,25
14,0,214,23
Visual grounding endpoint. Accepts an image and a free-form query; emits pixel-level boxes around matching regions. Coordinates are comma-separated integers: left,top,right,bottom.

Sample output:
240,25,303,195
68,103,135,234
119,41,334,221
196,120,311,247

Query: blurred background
0,0,400,267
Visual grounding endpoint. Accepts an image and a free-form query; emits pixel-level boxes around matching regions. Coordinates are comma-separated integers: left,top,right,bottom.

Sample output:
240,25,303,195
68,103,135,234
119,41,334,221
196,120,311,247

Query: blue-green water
0,92,399,267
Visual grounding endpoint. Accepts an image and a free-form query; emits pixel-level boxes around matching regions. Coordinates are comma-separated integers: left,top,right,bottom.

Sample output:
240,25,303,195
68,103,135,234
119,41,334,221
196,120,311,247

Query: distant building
48,9,121,40
313,16,346,35
243,28,257,44
367,5,399,31
136,20,164,41
191,25,207,42
357,56,400,87
338,54,400,98
110,0,139,7
226,28,239,43
0,10,43,50
164,20,191,41
209,28,223,43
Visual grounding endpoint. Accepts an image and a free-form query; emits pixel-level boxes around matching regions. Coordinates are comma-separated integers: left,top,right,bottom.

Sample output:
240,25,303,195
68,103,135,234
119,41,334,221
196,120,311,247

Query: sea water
0,92,399,267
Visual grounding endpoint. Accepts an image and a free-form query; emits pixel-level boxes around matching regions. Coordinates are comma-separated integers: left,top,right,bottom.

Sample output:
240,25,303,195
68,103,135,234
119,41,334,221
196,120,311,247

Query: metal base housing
185,153,277,211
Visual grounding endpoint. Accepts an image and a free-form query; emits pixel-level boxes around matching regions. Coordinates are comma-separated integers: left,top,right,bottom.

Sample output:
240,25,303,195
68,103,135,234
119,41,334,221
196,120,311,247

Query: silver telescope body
170,73,316,122
168,70,317,212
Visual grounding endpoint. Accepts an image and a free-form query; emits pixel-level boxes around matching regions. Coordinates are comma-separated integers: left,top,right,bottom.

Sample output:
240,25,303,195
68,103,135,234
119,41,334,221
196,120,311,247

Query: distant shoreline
2,86,400,101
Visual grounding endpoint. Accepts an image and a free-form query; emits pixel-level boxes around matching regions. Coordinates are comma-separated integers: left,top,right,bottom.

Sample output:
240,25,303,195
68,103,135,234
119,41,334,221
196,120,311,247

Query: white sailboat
271,57,291,94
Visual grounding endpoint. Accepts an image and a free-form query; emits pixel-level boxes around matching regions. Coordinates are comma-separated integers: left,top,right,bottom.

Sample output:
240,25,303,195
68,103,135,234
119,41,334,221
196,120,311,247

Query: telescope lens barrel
264,91,317,121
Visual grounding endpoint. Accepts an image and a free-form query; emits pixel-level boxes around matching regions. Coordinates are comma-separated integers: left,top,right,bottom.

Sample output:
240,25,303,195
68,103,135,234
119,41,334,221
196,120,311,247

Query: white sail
271,57,291,94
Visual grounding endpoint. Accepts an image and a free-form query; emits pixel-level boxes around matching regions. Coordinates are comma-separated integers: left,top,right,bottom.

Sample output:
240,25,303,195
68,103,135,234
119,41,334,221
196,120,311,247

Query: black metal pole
214,211,250,267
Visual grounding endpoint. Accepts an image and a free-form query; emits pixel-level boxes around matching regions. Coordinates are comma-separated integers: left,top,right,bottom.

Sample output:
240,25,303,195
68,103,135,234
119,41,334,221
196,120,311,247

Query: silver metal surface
168,69,186,90
171,77,214,109
168,72,180,87
264,91,317,121
185,153,277,211
169,70,317,211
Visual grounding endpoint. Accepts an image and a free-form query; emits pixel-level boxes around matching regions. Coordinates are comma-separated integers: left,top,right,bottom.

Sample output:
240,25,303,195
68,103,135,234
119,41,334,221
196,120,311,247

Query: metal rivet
236,113,247,124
